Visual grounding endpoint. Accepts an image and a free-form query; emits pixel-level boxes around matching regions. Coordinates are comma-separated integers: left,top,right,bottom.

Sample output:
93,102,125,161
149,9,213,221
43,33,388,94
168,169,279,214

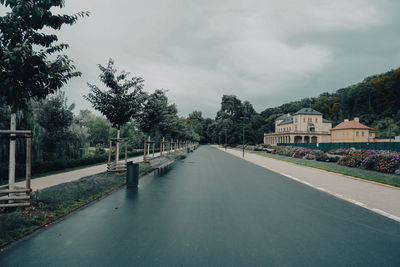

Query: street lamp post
240,117,248,157
224,128,227,151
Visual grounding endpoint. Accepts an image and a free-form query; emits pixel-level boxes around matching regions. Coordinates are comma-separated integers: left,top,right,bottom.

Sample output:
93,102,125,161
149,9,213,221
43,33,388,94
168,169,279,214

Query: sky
5,0,400,118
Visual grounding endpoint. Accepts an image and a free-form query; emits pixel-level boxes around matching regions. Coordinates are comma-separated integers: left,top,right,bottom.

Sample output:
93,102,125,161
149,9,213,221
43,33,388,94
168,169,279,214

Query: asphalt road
1,146,400,266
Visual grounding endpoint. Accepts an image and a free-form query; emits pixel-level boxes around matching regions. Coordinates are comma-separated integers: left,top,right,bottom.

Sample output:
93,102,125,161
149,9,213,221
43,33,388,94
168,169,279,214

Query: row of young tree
0,1,200,187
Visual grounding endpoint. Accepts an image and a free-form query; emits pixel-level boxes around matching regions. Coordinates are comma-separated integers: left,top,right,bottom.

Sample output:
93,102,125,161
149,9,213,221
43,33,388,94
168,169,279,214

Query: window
303,118,306,123
295,118,297,123
335,132,337,136
362,131,365,137
356,131,359,136
339,132,341,136
308,118,312,123
347,131,349,136
369,133,372,137
315,118,318,123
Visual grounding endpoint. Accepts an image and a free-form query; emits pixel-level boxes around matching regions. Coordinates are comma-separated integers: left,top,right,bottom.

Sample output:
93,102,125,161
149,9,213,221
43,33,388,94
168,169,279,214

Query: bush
338,152,368,168
329,149,352,155
316,153,330,162
362,150,400,173
305,153,315,160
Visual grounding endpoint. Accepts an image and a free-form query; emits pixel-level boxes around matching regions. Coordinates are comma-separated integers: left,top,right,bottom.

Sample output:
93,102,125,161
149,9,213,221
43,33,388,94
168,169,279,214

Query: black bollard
126,161,139,188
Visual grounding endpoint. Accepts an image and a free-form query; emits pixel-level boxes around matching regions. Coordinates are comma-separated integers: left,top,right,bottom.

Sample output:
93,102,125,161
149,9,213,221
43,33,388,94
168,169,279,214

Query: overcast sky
7,0,400,118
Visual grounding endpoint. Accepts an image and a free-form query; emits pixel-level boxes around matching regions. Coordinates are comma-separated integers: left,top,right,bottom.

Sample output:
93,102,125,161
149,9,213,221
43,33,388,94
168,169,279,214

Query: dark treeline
201,67,400,144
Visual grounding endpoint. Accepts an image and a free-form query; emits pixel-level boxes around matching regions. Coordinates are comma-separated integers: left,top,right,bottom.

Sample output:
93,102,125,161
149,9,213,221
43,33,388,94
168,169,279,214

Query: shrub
338,152,368,168
329,149,352,155
316,153,330,162
362,150,400,174
305,153,315,160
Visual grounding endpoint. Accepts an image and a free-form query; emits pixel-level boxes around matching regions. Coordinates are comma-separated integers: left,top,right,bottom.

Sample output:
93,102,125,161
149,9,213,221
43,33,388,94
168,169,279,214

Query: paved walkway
1,146,399,266
218,147,400,222
15,153,161,191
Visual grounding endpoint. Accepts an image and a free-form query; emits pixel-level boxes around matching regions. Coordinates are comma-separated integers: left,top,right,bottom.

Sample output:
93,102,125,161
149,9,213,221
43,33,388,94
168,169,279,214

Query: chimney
354,117,359,122
344,119,349,122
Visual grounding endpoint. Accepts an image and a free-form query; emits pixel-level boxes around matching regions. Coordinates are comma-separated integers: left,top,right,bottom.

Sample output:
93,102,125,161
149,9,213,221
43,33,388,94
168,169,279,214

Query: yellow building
330,118,375,143
264,108,332,145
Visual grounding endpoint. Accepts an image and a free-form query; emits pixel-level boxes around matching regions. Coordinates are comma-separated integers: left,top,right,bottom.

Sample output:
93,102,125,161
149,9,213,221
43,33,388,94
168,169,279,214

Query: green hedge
0,149,155,182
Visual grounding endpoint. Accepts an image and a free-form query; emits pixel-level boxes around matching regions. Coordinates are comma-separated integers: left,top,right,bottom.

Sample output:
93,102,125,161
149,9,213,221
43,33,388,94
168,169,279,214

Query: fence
277,142,400,152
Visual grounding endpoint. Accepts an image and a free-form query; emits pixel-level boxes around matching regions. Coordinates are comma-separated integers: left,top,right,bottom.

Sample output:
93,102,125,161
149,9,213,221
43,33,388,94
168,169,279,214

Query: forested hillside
260,67,400,138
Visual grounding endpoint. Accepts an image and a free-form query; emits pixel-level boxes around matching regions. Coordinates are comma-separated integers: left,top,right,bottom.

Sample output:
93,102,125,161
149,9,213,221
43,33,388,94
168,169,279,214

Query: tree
37,92,76,160
188,110,204,138
85,59,146,163
88,118,110,148
0,0,87,191
139,89,169,139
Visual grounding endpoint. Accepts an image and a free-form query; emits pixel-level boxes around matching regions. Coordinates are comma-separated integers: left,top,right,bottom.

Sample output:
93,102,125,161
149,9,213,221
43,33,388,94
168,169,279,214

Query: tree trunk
115,128,120,164
9,112,16,196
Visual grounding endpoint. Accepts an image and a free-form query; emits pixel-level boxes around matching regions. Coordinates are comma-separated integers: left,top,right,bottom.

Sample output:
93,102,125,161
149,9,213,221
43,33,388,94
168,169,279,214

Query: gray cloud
4,0,400,118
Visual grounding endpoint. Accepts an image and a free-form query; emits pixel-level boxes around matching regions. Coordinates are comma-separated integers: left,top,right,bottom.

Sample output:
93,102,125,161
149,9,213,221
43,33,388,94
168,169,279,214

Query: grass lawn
238,149,400,188
0,161,153,248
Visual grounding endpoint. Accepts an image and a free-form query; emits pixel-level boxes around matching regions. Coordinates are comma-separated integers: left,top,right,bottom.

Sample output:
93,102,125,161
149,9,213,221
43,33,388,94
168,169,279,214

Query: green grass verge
243,150,400,188
230,148,400,187
0,162,153,248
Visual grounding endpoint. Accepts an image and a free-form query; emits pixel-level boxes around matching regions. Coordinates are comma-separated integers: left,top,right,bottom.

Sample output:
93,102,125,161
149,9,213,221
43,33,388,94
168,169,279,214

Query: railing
0,130,32,207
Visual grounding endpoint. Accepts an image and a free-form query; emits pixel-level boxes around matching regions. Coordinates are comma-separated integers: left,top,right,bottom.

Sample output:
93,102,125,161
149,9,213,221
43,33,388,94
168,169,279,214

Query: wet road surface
1,146,400,266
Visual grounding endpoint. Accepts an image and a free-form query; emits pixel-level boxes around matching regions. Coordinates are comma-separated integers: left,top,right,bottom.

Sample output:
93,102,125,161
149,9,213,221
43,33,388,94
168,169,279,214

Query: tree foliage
259,67,400,138
85,59,146,130
0,0,88,111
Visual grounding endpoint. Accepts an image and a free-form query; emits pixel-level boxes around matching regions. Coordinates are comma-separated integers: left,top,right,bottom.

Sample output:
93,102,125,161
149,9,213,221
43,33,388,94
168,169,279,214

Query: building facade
264,108,332,145
330,118,375,143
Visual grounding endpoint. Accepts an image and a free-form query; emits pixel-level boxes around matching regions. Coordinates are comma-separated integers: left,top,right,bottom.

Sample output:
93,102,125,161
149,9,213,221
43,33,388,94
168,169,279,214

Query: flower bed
266,145,400,175
362,150,400,174
305,153,316,160
329,148,352,155
337,151,368,168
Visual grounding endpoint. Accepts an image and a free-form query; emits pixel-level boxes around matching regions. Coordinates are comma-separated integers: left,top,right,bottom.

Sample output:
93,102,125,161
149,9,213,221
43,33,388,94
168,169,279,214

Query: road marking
218,147,400,223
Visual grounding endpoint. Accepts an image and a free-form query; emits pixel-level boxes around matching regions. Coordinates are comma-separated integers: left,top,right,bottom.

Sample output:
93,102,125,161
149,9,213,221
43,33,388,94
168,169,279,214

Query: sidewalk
218,147,400,222
15,153,158,191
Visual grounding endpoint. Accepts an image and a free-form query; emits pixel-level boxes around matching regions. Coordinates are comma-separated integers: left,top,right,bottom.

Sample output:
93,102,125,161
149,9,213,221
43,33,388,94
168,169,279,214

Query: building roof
331,120,372,130
323,119,331,123
276,114,289,121
294,108,322,115
278,115,293,126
